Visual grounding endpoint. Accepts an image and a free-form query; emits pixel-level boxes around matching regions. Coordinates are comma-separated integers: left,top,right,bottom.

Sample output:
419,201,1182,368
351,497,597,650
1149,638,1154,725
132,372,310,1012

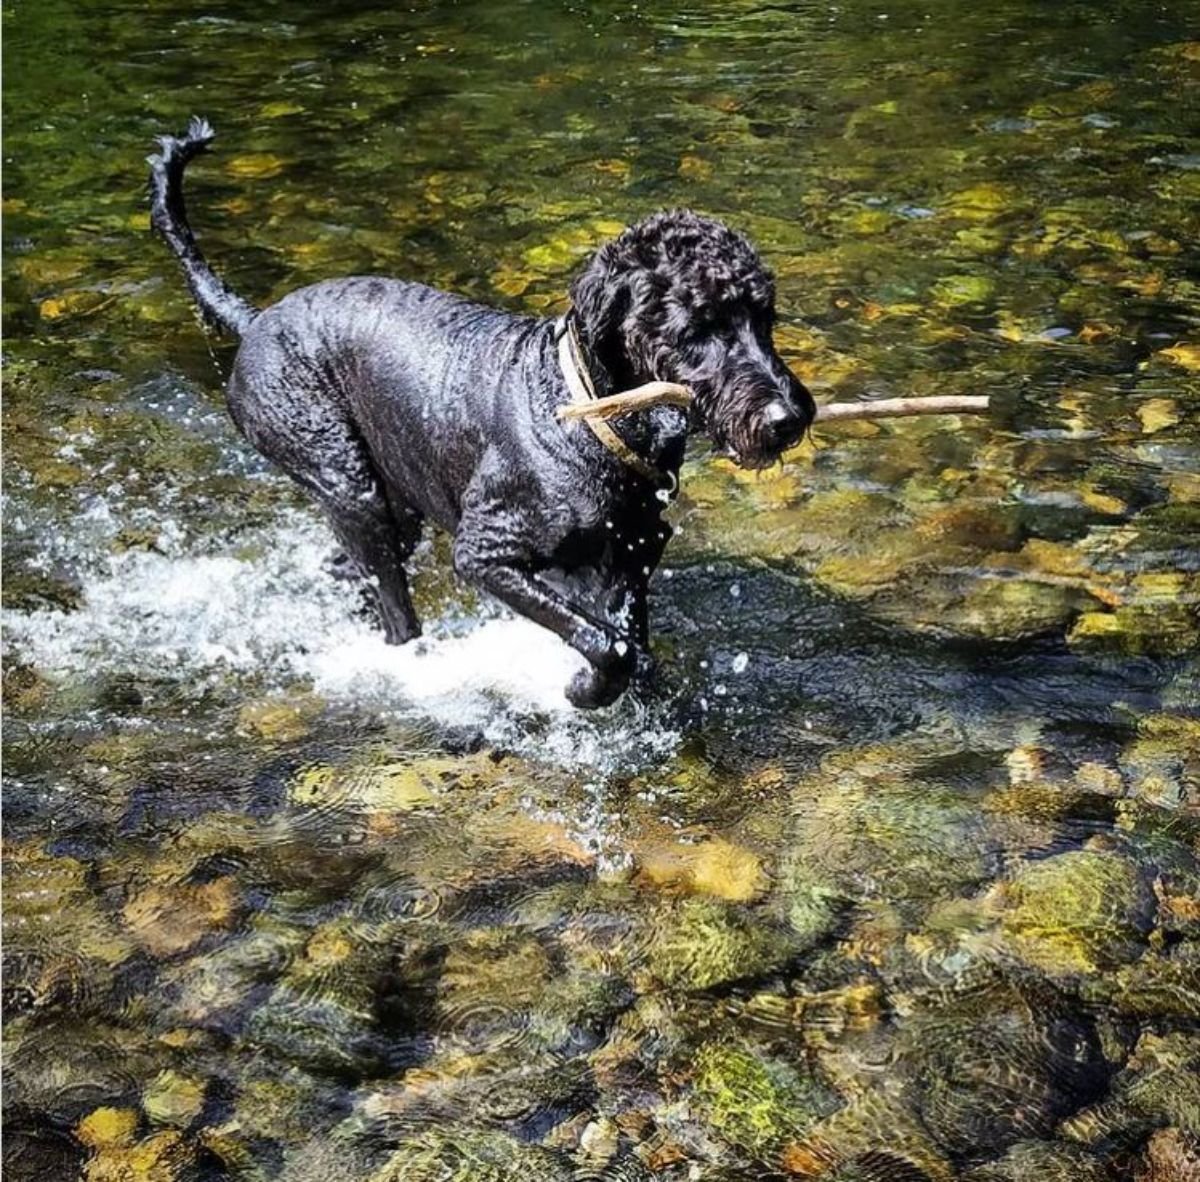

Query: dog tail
147,117,258,337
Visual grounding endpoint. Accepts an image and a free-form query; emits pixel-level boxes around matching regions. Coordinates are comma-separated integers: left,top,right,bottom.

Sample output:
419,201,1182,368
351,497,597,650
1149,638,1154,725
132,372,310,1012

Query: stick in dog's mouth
556,384,990,425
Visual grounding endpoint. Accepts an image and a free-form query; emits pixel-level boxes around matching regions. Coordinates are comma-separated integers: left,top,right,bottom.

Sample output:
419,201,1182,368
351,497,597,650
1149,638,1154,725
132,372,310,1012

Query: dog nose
764,400,806,448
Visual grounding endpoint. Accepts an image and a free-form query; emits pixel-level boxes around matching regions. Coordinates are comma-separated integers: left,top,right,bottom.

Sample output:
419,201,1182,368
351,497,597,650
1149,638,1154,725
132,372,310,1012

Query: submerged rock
633,836,768,903
1119,714,1200,811
75,1107,141,1151
999,848,1155,977
236,693,324,742
430,926,615,1056
82,1131,198,1182
640,897,798,992
690,1039,839,1159
4,843,135,1016
898,974,1106,1158
358,1053,592,1145
780,1090,954,1180
232,1068,341,1146
786,770,993,925
950,577,1084,641
3,1016,163,1126
143,1070,207,1129
242,986,394,1081
1062,1032,1200,1144
122,877,241,959
961,1140,1118,1181
1082,943,1200,1021
367,1126,573,1182
1069,601,1200,658
1135,1128,1200,1182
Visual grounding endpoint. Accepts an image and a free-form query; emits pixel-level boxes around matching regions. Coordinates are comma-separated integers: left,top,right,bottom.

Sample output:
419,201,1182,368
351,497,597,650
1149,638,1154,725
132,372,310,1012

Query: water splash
4,507,679,773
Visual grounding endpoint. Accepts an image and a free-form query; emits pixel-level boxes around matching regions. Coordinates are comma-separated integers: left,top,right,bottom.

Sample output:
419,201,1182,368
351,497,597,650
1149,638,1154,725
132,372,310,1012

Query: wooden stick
557,382,693,420
814,395,990,422
556,384,990,423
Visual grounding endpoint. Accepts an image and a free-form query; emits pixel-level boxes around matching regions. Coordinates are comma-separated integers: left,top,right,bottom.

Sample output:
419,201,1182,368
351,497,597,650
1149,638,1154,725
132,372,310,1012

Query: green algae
1000,849,1156,977
691,1039,839,1158
3,2,1199,1179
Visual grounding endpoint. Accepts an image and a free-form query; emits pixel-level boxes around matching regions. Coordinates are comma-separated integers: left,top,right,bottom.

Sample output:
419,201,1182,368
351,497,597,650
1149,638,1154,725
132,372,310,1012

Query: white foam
304,617,584,713
3,507,678,772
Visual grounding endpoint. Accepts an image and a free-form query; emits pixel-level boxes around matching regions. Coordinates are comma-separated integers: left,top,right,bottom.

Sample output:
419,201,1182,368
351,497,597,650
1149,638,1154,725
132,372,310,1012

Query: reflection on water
3,1,1198,1179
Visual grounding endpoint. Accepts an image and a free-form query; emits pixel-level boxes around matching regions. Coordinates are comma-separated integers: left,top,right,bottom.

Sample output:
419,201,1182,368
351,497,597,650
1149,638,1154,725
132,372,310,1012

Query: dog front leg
453,532,633,709
605,574,662,700
608,517,672,685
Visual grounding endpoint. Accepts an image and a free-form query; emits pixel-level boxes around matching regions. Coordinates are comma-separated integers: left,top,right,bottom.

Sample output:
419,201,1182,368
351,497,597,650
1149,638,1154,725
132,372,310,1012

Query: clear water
3,2,1198,1179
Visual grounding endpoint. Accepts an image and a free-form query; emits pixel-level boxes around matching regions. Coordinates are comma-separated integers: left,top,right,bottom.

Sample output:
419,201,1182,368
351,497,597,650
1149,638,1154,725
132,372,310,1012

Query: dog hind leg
306,473,422,644
231,386,422,644
310,473,423,644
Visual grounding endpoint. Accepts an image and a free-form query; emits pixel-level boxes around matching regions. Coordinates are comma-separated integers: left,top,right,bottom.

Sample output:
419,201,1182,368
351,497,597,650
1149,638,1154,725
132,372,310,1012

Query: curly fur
571,209,814,468
150,124,814,708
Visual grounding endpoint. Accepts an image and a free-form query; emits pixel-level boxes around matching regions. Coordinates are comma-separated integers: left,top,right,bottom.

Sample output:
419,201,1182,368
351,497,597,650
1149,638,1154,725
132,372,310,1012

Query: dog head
570,209,815,469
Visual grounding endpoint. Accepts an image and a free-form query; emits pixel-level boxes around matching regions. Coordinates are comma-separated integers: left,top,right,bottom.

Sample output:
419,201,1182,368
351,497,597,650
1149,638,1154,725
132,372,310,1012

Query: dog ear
569,242,631,367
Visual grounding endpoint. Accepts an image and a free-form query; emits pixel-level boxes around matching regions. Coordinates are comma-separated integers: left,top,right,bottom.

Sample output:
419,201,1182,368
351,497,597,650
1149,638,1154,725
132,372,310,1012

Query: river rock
999,848,1155,977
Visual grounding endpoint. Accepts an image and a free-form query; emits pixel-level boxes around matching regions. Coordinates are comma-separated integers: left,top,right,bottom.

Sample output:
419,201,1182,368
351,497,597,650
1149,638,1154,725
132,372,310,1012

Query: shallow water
3,1,1199,1179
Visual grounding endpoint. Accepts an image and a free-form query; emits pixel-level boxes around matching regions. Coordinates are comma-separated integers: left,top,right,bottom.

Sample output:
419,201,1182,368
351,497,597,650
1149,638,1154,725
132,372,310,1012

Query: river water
3,2,1198,1179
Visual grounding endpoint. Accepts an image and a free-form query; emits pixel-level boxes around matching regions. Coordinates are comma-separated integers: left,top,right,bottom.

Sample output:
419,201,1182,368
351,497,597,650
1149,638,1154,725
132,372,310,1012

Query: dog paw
565,664,628,710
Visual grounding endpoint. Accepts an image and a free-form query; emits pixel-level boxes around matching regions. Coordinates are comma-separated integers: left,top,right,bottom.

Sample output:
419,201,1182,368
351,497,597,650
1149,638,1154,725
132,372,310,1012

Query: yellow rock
1131,571,1193,602
259,101,304,118
844,208,893,235
289,758,450,812
679,154,713,181
302,923,356,967
39,290,109,319
158,1029,208,1050
1117,269,1164,297
17,253,88,285
1005,745,1047,785
944,183,1019,222
814,553,896,597
76,1107,139,1150
931,274,995,307
217,196,253,217
1019,538,1093,578
1068,612,1123,644
1138,399,1181,434
1074,762,1123,796
1157,343,1200,371
84,1130,196,1182
591,218,627,238
1166,473,1200,504
491,265,531,297
349,762,441,811
790,350,865,389
237,693,322,741
593,158,631,179
1080,489,1126,516
723,463,807,507
123,878,240,957
470,811,594,869
636,837,768,902
144,1070,207,1127
1078,322,1116,344
224,153,286,180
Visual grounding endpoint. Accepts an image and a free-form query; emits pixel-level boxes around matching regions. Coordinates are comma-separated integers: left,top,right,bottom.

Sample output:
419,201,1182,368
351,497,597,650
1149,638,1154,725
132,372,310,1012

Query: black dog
149,118,814,708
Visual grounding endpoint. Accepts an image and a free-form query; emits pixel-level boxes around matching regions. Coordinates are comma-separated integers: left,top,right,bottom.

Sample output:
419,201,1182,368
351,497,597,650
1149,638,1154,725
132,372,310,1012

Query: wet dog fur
149,118,814,708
